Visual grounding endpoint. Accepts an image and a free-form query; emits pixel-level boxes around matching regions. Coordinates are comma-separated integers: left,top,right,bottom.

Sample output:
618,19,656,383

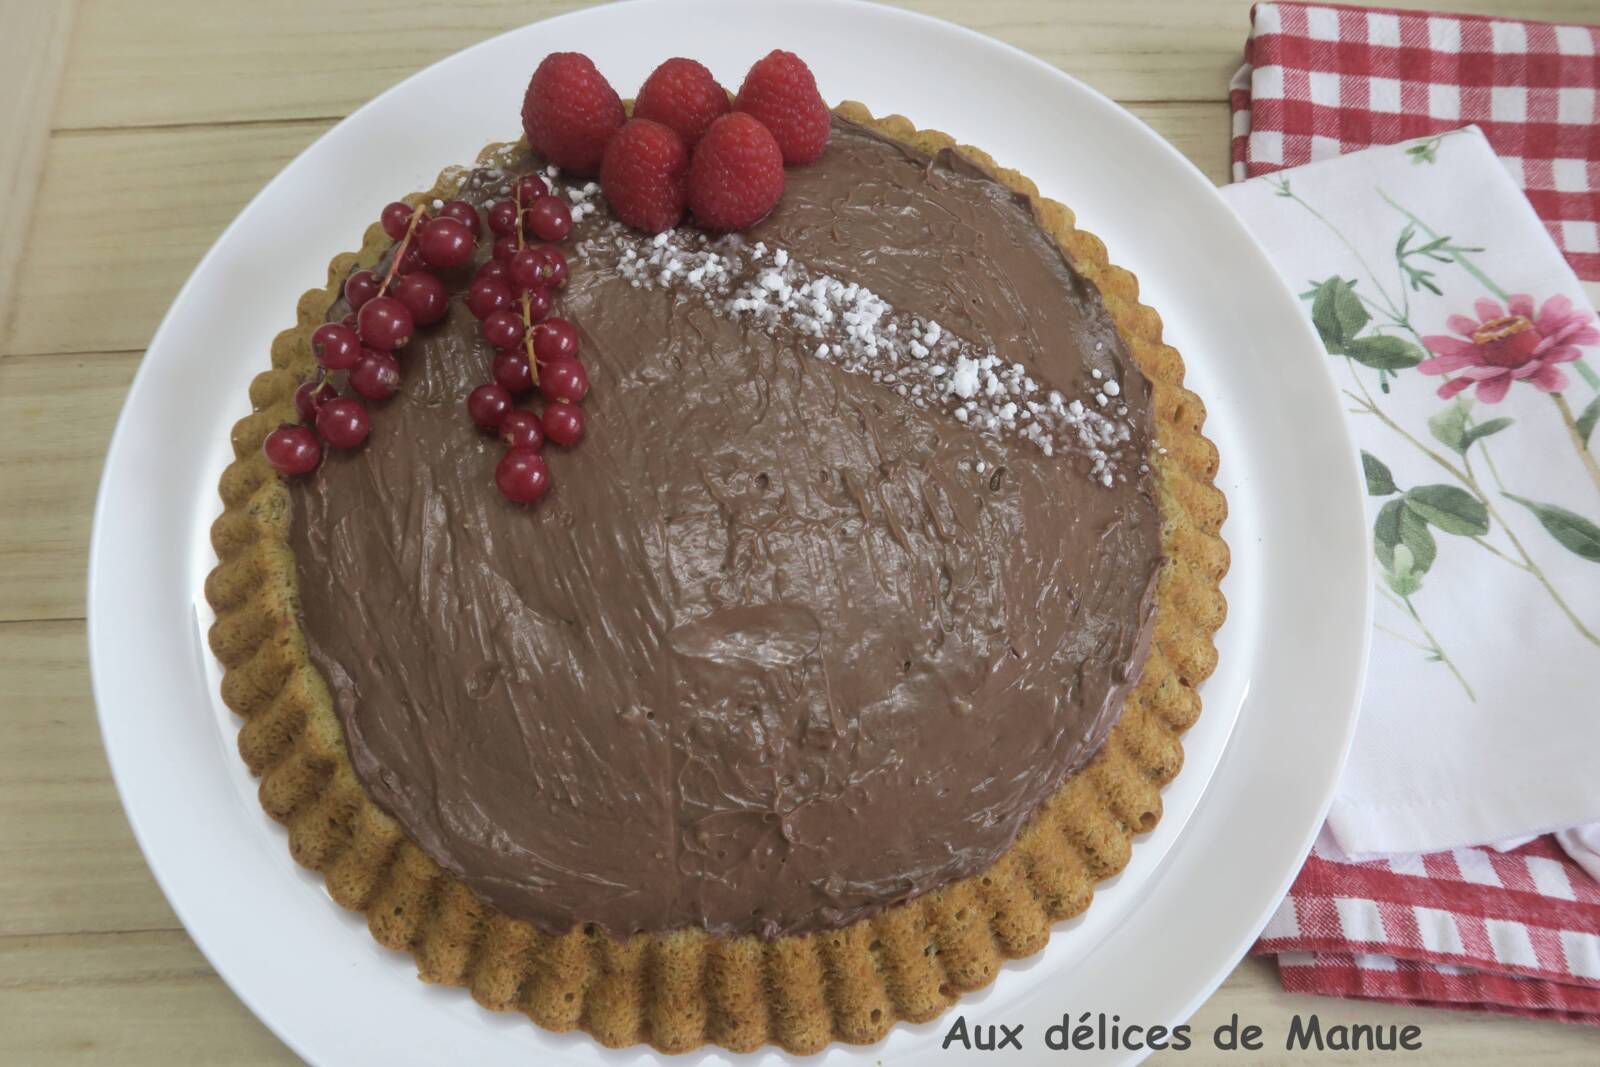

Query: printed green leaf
1427,398,1470,453
1504,494,1600,563
1362,451,1398,496
1427,400,1509,454
1373,499,1405,569
1310,277,1367,355
1344,334,1425,371
1578,395,1600,447
1400,508,1436,573
1395,224,1415,258
1404,484,1490,536
1382,542,1423,596
1461,417,1513,450
1374,499,1436,574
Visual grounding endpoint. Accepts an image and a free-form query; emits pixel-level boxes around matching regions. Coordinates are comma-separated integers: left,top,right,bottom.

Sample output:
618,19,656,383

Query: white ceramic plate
88,2,1371,1063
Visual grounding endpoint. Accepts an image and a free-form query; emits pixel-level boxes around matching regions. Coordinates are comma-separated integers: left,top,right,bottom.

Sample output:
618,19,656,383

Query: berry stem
514,178,542,386
522,292,542,386
378,204,428,295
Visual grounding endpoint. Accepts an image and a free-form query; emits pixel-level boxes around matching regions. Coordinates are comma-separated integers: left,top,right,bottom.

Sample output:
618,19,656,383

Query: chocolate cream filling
289,118,1164,939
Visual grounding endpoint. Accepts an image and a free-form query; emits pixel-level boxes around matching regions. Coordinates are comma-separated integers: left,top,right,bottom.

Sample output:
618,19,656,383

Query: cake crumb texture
203,102,1228,1054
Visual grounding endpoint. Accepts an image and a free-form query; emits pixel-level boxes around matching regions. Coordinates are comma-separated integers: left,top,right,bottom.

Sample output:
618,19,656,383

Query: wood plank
3,120,333,357
0,0,75,337
0,353,140,623
55,0,1600,131
4,104,1222,358
0,931,295,1064
55,0,1226,127
0,621,180,937
1139,102,1230,185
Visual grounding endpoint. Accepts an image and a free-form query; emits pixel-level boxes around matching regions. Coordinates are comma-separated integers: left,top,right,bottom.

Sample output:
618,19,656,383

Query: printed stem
1458,446,1506,506
1343,383,1469,483
1344,371,1600,648
1469,535,1529,571
1375,621,1435,652
1402,594,1476,701
1353,291,1428,352
1379,190,1509,301
1377,587,1476,701
1476,433,1510,493
1553,392,1600,498
1280,188,1407,321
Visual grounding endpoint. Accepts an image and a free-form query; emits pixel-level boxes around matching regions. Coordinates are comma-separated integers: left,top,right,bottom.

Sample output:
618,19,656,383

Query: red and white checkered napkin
1252,832,1600,1023
1230,1,1600,280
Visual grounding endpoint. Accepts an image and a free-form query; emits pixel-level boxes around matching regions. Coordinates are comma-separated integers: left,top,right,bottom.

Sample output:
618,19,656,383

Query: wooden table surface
2,1,1597,1062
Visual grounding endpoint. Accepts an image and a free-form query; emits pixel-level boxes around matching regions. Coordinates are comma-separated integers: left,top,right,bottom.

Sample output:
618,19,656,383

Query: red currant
439,199,480,236
466,276,513,320
418,216,476,269
357,296,414,350
533,318,579,363
492,350,535,394
294,379,338,422
499,409,544,450
311,322,362,371
487,200,519,237
350,350,401,400
542,401,585,446
536,246,569,289
516,174,549,203
492,235,519,263
475,259,509,286
496,447,551,504
540,359,589,403
264,424,322,475
316,396,371,448
482,308,525,350
394,270,448,325
523,287,553,323
380,201,414,240
467,382,514,429
508,247,546,292
397,241,425,275
344,270,381,310
525,195,573,242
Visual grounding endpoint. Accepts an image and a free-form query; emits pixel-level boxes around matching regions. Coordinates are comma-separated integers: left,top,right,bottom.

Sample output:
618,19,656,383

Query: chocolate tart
205,102,1228,1053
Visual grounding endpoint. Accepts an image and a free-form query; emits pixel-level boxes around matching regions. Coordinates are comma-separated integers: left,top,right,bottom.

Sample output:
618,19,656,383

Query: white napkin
1219,126,1600,857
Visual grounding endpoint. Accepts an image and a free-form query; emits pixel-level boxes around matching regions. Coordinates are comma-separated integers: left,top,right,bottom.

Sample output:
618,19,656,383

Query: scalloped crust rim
202,101,1229,1055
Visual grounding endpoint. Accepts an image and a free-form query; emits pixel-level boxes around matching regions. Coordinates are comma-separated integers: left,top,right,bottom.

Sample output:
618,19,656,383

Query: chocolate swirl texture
287,118,1164,939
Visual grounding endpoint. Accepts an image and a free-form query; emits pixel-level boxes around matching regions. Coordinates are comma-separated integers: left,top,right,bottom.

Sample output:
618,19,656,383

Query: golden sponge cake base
204,102,1229,1054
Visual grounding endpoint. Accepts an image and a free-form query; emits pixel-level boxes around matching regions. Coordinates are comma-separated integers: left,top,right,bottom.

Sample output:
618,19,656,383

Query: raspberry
734,50,830,165
521,52,625,176
600,119,690,233
634,57,731,146
687,113,784,232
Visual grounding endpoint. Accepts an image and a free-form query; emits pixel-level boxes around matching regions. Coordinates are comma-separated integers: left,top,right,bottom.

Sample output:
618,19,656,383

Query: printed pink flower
1419,294,1600,403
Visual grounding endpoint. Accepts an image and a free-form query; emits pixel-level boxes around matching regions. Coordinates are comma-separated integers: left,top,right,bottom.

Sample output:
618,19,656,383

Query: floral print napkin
1221,126,1600,857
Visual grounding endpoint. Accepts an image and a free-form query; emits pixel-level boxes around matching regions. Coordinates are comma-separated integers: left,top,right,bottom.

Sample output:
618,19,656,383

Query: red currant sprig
265,197,478,477
464,173,584,505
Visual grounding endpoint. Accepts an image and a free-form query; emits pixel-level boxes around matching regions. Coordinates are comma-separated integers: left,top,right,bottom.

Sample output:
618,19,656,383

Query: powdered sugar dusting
570,227,1137,485
564,179,602,221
